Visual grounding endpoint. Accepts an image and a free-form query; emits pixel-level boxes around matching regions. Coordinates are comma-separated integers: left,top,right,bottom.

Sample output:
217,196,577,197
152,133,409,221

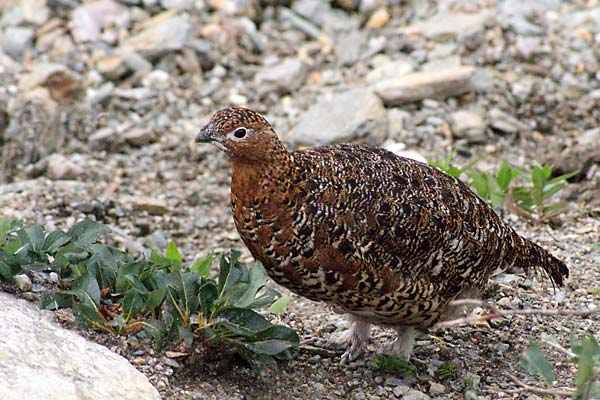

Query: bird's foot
379,326,417,360
339,316,370,364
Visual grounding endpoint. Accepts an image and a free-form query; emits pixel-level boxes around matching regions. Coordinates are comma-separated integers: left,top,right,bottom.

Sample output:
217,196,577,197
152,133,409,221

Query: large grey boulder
0,293,161,400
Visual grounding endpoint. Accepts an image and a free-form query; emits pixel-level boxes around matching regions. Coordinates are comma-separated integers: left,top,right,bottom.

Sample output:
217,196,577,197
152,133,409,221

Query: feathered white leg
384,325,417,360
340,315,371,363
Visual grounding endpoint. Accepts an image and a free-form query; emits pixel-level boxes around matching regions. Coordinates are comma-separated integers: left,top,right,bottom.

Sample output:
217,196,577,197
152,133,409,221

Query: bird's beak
195,127,212,143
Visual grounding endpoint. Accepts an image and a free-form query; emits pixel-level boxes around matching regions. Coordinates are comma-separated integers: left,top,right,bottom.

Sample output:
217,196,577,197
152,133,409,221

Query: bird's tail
511,233,569,287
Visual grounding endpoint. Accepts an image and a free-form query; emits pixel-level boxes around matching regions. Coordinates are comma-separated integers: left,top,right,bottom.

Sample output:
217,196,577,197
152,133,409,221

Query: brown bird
195,106,569,361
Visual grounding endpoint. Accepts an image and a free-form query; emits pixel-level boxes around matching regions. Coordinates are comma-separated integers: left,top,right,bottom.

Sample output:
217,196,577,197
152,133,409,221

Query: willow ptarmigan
195,106,569,361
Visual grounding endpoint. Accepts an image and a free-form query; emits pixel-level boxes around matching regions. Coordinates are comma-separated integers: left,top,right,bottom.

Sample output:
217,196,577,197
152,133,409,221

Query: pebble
429,382,446,395
14,274,33,292
451,110,486,142
255,58,307,94
69,0,131,43
366,7,390,30
46,154,85,180
488,108,529,134
372,66,476,104
384,377,405,386
403,12,490,40
1,26,35,59
401,389,430,400
123,195,169,215
366,59,414,83
287,87,387,147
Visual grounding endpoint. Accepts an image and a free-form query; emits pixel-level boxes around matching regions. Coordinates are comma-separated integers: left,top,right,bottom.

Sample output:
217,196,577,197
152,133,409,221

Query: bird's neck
230,146,292,195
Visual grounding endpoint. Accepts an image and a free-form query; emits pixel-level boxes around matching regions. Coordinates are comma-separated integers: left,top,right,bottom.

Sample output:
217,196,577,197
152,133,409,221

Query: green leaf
520,343,555,387
495,160,515,191
244,340,294,355
67,220,111,247
268,295,291,315
571,335,600,397
122,289,145,322
216,307,272,332
233,262,270,308
190,255,215,278
41,230,71,253
165,241,182,264
74,271,101,306
17,224,45,252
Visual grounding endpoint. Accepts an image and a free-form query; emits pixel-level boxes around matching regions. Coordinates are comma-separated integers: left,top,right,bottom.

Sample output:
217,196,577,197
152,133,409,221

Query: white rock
366,59,414,83
123,195,168,215
19,0,50,25
287,87,388,147
122,11,191,57
46,154,84,180
372,66,476,105
14,274,33,292
160,0,193,9
451,110,486,141
488,107,529,134
255,58,307,94
384,142,427,163
0,293,160,400
70,0,131,43
0,27,35,59
403,12,491,40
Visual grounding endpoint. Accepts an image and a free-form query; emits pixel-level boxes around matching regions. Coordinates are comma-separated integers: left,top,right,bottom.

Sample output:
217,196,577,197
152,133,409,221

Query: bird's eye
233,128,247,139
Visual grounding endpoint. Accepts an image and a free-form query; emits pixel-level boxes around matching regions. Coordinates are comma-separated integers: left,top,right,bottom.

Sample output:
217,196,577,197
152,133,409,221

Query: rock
366,7,390,30
384,142,427,163
255,58,307,94
403,12,491,41
46,154,85,180
372,66,476,105
14,274,33,292
544,128,600,180
124,195,168,215
393,385,410,397
124,128,156,146
488,108,529,134
451,110,486,142
0,0,49,27
70,0,130,43
287,87,387,147
0,27,35,59
429,382,446,395
401,389,430,400
122,11,191,57
366,59,414,83
160,0,193,9
335,29,367,66
384,377,405,386
0,293,160,400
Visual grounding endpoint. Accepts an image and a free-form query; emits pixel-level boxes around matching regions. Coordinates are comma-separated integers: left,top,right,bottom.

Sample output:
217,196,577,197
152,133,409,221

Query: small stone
15,274,33,292
401,389,430,400
1,27,35,59
429,382,446,395
384,377,405,386
288,87,387,147
403,12,490,40
488,108,529,134
366,7,390,30
122,11,191,57
124,128,156,146
366,59,414,83
160,0,193,9
353,390,366,400
70,0,131,43
46,154,85,180
372,66,476,105
451,110,486,142
255,58,307,94
125,196,168,215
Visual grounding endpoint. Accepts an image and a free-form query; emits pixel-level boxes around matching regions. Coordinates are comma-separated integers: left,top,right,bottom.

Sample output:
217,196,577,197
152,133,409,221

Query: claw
338,315,370,364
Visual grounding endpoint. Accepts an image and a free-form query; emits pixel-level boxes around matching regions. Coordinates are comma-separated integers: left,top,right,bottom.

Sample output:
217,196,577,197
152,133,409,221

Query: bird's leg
340,315,371,363
382,326,417,360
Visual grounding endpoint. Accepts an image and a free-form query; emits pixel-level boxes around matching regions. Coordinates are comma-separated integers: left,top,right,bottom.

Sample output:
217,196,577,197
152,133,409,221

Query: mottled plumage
196,106,569,360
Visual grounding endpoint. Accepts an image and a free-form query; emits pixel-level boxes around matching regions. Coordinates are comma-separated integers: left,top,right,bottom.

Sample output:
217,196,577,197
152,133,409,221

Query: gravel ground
1,0,600,399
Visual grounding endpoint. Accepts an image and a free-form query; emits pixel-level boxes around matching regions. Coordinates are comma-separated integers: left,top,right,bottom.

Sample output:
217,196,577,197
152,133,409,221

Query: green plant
467,160,520,210
520,334,600,399
0,219,298,365
369,354,416,376
436,361,458,382
427,150,481,179
428,154,575,222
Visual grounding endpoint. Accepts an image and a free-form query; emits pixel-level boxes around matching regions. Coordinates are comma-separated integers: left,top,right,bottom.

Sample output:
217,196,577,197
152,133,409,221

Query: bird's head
195,106,287,163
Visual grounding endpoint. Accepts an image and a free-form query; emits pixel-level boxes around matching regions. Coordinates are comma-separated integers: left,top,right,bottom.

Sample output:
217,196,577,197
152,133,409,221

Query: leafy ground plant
0,219,298,365
520,334,600,399
428,154,575,222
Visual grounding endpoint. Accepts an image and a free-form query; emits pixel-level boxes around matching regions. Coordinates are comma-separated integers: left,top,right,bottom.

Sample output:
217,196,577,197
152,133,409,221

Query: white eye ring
233,127,247,139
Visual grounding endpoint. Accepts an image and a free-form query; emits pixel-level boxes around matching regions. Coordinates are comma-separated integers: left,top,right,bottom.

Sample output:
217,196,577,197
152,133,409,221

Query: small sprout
369,354,416,376
436,361,458,382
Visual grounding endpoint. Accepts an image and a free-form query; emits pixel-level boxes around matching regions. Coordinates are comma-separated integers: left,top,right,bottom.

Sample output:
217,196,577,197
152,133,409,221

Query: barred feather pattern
199,106,569,329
